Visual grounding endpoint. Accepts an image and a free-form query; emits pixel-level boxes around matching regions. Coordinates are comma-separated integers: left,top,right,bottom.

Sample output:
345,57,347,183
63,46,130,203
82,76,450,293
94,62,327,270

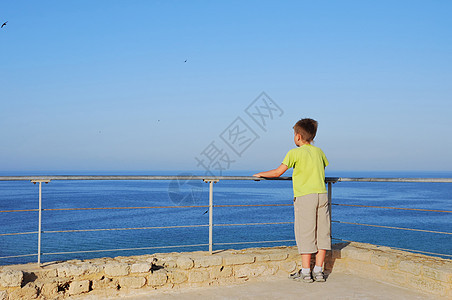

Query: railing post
204,179,219,255
328,181,332,239
32,180,50,265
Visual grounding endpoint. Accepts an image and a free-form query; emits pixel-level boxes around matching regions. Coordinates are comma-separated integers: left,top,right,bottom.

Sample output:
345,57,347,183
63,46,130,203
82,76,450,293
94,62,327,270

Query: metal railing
0,176,451,264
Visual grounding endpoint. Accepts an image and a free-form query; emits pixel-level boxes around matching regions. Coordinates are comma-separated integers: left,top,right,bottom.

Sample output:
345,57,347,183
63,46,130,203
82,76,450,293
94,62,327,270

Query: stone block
233,265,251,279
131,262,152,273
57,264,86,277
0,270,23,287
176,257,194,270
0,291,7,300
422,264,451,283
268,252,288,261
163,260,177,268
147,270,168,287
223,254,255,265
234,264,267,279
92,277,117,290
156,256,177,268
279,261,297,273
82,262,103,275
68,280,90,295
398,260,421,276
194,256,223,268
342,247,372,262
168,270,188,284
119,276,146,289
254,253,271,262
287,252,300,260
188,270,210,283
370,253,389,267
40,281,59,299
104,263,130,277
386,255,401,270
210,266,233,279
260,263,279,276
8,282,38,299
29,268,58,280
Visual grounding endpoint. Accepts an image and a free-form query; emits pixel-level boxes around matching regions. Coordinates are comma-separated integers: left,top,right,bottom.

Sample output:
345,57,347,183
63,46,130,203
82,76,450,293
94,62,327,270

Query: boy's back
283,144,328,197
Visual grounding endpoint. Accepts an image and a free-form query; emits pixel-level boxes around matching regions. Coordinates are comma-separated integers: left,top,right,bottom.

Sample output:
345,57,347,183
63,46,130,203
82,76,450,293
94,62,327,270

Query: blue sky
1,0,451,173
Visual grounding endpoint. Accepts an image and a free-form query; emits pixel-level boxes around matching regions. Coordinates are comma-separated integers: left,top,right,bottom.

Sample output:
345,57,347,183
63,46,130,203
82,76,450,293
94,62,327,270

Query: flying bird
184,59,187,63
1,21,7,28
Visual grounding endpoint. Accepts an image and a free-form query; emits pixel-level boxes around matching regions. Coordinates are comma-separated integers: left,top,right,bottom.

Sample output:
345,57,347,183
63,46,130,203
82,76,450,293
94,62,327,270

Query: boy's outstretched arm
253,164,288,178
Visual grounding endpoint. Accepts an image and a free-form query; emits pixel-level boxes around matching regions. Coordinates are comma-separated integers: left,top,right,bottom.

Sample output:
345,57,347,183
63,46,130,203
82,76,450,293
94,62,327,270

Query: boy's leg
295,253,313,283
301,253,312,269
315,249,326,267
312,193,330,282
312,250,327,282
316,193,331,252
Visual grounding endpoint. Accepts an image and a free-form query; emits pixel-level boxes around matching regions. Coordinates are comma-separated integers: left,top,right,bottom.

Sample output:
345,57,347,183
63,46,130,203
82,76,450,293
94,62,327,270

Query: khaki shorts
293,193,331,254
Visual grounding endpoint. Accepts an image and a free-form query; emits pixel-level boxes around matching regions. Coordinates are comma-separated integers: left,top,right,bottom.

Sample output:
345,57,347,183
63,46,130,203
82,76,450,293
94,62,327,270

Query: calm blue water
0,171,451,265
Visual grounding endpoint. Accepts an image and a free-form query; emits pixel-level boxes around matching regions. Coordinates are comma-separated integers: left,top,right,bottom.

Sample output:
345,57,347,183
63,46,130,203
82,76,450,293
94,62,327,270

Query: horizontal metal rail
214,222,293,227
1,206,208,213
332,203,452,213
1,175,451,182
43,205,209,211
0,175,296,181
0,231,38,237
332,220,451,235
214,204,292,208
0,253,38,259
337,177,452,183
43,224,209,234
0,209,39,213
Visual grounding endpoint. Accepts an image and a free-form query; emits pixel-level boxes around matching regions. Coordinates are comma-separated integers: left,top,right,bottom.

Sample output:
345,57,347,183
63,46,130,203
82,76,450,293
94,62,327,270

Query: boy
253,118,330,283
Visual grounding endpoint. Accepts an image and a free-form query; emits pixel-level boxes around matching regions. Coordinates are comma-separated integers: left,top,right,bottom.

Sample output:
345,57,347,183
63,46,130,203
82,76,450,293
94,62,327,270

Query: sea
0,170,451,266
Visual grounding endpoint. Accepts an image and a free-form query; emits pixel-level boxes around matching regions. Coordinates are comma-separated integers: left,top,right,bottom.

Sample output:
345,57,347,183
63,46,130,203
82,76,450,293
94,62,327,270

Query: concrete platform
90,272,441,300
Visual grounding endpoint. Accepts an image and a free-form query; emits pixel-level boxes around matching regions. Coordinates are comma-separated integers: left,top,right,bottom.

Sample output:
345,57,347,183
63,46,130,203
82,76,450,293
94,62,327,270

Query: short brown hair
293,118,318,143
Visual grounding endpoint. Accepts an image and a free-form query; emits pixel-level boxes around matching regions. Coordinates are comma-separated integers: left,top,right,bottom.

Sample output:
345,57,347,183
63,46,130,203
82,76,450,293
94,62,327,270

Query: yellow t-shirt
282,144,329,197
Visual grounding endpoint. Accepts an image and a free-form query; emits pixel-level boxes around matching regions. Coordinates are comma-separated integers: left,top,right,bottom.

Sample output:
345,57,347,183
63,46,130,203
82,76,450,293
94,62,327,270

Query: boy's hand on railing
253,164,288,178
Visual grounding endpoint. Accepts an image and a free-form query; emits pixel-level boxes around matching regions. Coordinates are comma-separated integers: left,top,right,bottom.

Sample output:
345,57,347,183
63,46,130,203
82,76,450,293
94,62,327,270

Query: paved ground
88,273,440,300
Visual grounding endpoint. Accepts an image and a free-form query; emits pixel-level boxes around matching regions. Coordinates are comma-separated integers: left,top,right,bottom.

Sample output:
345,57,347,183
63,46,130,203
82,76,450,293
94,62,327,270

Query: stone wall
0,242,450,299
329,242,452,298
